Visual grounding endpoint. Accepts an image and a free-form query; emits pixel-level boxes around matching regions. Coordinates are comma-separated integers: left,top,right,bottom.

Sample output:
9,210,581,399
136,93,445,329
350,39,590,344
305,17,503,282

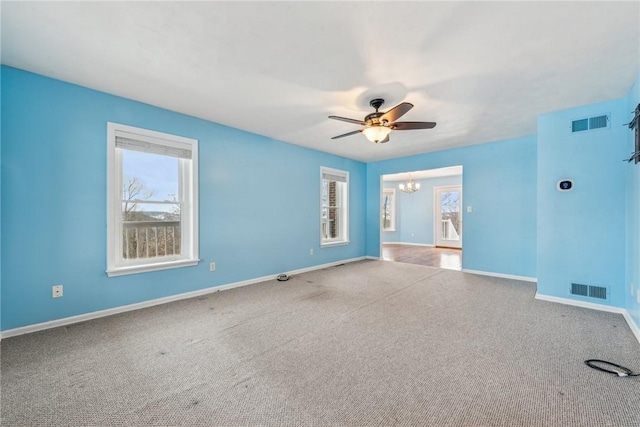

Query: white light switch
467,206,472,213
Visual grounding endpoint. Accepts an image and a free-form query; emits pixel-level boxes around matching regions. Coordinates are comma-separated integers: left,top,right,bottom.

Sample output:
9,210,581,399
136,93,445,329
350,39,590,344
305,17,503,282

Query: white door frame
434,185,463,249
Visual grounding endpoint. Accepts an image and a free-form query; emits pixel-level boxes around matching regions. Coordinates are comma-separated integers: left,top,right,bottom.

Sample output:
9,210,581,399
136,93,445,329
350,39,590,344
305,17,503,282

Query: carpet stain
68,370,95,389
301,290,331,301
233,377,252,388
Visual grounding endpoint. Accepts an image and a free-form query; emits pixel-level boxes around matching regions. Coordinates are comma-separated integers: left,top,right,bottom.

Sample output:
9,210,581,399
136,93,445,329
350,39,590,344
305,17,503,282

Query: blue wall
368,136,538,278
382,175,462,245
625,73,640,327
537,98,627,307
0,66,366,330
2,65,639,333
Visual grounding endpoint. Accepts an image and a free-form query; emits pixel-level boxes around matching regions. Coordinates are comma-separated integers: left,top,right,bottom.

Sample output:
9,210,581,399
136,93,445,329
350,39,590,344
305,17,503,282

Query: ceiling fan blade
379,102,413,123
331,129,363,139
328,115,365,125
392,121,437,130
379,135,390,144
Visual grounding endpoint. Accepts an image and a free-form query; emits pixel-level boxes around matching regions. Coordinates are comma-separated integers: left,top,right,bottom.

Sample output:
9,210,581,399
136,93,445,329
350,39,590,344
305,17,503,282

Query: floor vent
571,114,609,133
571,283,607,300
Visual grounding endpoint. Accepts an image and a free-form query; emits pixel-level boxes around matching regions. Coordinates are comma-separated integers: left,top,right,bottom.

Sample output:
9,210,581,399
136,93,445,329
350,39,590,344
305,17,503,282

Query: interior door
435,186,462,248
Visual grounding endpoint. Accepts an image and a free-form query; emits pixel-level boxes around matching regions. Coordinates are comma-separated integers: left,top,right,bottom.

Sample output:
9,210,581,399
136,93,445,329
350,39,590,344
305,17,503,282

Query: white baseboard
0,256,367,340
462,269,537,283
534,293,625,313
622,311,640,344
535,293,640,345
383,242,435,247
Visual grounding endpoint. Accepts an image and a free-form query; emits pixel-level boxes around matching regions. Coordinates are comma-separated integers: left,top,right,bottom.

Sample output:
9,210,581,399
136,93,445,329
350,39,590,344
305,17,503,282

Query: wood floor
382,243,462,270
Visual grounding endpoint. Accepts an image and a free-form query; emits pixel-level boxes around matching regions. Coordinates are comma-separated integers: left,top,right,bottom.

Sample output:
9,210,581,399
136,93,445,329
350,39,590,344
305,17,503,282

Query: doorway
380,166,463,270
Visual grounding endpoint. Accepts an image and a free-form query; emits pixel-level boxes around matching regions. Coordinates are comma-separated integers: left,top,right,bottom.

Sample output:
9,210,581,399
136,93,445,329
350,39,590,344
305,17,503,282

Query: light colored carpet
2,260,639,426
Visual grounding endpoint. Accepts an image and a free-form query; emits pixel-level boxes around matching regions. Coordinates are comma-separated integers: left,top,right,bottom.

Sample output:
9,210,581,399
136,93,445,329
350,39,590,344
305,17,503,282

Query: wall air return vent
589,115,608,130
571,283,588,297
572,119,589,133
571,114,610,133
570,283,608,300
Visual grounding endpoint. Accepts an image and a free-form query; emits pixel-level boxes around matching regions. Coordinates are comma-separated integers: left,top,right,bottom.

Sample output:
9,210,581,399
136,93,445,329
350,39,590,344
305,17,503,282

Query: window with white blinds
320,167,349,246
114,132,193,159
107,122,199,277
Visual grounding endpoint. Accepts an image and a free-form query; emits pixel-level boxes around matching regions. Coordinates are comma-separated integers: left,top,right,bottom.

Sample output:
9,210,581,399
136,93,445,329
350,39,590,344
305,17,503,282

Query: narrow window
320,167,349,246
382,188,396,232
107,123,199,276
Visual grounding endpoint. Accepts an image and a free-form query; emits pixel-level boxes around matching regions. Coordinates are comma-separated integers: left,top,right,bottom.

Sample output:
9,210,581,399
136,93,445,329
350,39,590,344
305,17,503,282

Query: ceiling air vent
571,114,610,133
571,283,608,300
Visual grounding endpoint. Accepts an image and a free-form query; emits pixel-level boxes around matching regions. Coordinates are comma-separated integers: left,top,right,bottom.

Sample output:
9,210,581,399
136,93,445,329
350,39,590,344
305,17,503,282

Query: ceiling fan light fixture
362,126,391,143
329,99,435,142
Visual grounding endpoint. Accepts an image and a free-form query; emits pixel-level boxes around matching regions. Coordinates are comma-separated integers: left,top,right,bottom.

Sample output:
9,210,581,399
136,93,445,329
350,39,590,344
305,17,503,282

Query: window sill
107,259,200,277
321,240,350,248
383,229,396,233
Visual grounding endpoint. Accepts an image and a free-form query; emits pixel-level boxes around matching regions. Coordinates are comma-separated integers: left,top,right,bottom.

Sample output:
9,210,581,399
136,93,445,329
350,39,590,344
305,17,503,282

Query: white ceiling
2,2,639,162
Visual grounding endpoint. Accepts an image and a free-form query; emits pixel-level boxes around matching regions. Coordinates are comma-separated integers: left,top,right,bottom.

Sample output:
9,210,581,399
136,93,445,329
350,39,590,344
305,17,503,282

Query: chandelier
399,173,421,194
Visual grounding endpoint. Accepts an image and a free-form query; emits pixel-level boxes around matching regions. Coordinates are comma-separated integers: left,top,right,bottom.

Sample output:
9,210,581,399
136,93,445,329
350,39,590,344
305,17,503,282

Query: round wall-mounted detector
557,179,573,191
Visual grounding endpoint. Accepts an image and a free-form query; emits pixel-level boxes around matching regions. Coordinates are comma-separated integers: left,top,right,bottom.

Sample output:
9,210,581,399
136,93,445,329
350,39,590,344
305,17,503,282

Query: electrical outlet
309,248,314,256
209,262,216,272
52,285,63,298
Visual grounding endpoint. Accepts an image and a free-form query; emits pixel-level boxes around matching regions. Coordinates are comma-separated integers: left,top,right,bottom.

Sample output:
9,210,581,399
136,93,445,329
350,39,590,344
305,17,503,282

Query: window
382,188,396,232
107,122,199,276
320,167,349,246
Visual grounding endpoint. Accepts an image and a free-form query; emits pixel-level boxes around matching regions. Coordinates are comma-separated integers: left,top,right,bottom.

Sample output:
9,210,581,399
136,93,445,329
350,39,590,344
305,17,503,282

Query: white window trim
106,122,199,277
320,166,349,247
382,188,397,232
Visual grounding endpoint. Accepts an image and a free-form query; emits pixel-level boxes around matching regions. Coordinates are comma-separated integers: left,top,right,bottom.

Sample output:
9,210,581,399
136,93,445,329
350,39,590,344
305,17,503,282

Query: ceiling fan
329,98,436,143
